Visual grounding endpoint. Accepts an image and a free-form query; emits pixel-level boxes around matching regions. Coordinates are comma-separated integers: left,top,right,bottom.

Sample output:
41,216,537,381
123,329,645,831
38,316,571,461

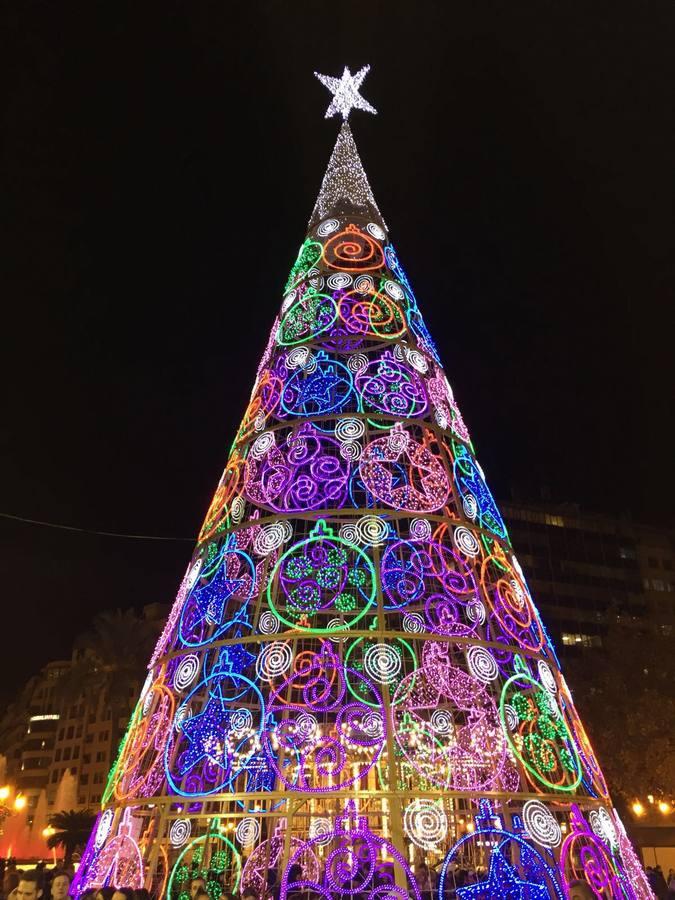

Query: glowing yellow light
658,801,670,814
0,786,10,801
42,826,56,838
632,801,645,817
14,795,27,811
466,822,475,832
647,794,654,804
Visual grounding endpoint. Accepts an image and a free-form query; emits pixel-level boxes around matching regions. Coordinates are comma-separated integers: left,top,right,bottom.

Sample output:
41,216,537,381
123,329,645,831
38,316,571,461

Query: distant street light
632,801,645,816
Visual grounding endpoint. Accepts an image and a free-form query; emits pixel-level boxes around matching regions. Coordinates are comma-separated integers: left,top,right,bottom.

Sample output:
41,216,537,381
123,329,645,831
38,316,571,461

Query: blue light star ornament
457,847,549,900
178,694,231,774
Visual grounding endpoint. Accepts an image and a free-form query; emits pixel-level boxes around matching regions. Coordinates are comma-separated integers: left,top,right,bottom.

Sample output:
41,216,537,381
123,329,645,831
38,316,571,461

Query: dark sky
2,1,674,703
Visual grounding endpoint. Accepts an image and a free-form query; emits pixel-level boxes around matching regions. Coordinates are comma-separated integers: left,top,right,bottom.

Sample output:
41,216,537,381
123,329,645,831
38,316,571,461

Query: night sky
2,1,674,704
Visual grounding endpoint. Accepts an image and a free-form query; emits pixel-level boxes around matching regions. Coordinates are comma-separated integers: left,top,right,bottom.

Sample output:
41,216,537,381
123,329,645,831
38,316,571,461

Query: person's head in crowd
94,888,116,900
189,877,206,899
133,890,151,900
50,870,71,900
110,889,134,900
568,881,596,900
15,871,43,900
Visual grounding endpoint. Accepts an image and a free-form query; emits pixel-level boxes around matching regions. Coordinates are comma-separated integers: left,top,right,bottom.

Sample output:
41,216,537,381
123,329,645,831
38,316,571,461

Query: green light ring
499,673,582,793
167,826,241,899
343,636,417,707
266,520,377,633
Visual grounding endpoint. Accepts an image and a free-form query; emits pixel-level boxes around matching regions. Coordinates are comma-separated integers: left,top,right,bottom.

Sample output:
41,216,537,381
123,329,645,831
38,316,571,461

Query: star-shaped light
314,66,377,120
457,847,549,900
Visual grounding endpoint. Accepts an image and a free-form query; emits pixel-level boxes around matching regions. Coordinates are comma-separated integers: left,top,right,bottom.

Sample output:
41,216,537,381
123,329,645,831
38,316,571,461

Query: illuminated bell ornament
81,808,145,891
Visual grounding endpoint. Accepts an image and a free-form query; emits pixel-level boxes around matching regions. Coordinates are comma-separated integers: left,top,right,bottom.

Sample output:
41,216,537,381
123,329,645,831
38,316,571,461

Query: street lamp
658,801,671,815
632,801,645,817
14,794,27,811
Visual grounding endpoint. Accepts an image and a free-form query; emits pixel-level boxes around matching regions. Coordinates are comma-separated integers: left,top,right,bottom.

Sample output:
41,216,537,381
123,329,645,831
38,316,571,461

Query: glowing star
457,847,549,899
314,66,377,120
177,696,231,772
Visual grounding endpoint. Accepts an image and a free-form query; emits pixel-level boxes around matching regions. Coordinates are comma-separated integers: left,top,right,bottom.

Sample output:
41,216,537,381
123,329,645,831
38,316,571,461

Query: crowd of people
1,859,674,899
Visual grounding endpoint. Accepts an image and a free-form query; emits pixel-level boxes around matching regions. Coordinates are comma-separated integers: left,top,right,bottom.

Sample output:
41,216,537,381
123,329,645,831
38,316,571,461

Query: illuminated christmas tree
73,67,654,899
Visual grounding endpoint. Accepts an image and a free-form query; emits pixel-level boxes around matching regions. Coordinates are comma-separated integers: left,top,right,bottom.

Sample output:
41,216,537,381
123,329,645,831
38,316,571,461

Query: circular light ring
230,496,246,525
366,222,386,240
410,517,432,539
338,523,359,542
255,641,293,681
402,612,425,634
405,348,428,373
250,431,275,460
169,818,192,849
94,808,114,850
173,654,201,692
258,610,280,634
317,218,340,236
295,711,319,740
354,274,375,293
453,525,481,557
356,515,389,546
360,710,384,738
466,645,499,683
463,493,478,520
236,817,260,849
430,708,454,736
230,708,254,737
523,800,563,848
326,272,353,290
339,440,361,461
466,601,487,625
504,703,518,731
253,520,293,556
286,346,312,369
363,642,402,684
347,353,368,373
588,807,617,846
335,417,365,442
538,660,558,693
383,279,405,301
403,799,448,850
308,817,332,845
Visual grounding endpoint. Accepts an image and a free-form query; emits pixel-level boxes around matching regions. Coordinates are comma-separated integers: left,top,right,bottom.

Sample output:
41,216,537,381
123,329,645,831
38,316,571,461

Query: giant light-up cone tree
72,67,654,900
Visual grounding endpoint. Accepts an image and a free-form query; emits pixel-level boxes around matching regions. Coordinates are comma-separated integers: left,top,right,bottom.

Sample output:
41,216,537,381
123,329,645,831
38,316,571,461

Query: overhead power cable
0,511,194,542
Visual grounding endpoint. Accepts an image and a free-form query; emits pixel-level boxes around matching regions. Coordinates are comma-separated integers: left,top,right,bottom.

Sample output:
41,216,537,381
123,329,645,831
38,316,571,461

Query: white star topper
314,65,377,120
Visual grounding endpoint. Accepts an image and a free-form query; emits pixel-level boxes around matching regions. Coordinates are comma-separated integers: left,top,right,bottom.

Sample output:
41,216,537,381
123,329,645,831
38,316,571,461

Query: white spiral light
335,417,365,442
295,712,319,741
236,817,260,848
463,494,478,520
466,646,499,683
338,523,359,544
366,222,386,240
347,353,368,373
405,348,428,373
339,440,361,461
286,346,311,369
403,612,425,634
327,272,353,290
95,808,114,850
354,274,374,294
186,558,203,590
466,601,487,625
327,618,350,641
281,290,296,312
170,818,192,848
434,407,449,430
383,280,405,301
250,431,275,459
253,411,266,432
174,654,200,692
453,526,480,558
403,799,448,850
174,704,191,733
318,218,340,236
309,817,333,845
254,520,293,556
259,610,281,634
523,800,562,848
307,268,324,290
589,807,617,846
430,708,455,736
364,643,401,684
359,711,384,738
537,660,558,694
356,515,389,547
504,703,518,731
410,517,432,540
387,428,409,454
256,641,293,681
393,343,406,361
230,496,245,525
230,708,254,737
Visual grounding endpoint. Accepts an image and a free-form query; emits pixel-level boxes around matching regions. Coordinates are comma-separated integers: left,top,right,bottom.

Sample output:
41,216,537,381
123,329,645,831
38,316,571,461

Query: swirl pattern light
255,641,293,681
363,643,401,684
523,800,563,848
466,645,499,683
174,654,200,692
236,817,261,848
403,799,448,850
169,818,192,849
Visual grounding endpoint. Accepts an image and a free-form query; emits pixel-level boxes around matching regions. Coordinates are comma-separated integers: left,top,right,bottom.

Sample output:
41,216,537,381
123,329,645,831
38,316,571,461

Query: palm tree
54,608,158,752
47,809,96,865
